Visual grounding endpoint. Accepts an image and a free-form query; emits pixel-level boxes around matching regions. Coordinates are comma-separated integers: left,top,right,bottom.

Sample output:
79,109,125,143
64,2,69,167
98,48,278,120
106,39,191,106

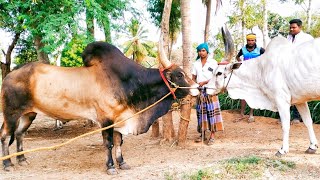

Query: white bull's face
206,62,242,95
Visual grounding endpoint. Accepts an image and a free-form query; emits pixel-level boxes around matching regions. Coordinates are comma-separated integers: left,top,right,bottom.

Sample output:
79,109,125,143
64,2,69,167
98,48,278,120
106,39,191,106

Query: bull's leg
1,113,22,171
15,112,37,165
1,125,14,171
101,121,117,175
53,120,64,131
276,103,291,157
113,131,130,170
296,103,318,154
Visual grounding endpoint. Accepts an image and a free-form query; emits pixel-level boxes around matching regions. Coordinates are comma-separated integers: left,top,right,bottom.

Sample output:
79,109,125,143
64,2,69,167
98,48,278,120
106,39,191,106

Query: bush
218,93,320,124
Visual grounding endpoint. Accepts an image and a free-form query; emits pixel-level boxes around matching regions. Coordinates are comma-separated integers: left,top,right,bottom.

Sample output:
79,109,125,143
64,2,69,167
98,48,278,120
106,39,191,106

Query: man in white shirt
191,42,224,145
287,18,314,124
287,19,314,46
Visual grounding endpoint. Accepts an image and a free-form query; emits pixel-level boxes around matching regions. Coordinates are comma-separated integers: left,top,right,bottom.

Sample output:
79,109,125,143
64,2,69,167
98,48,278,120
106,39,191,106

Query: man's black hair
289,19,302,27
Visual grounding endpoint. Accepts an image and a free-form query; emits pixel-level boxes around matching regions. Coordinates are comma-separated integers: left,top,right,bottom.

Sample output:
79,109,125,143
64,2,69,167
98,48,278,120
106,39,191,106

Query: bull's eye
177,72,184,78
216,72,222,76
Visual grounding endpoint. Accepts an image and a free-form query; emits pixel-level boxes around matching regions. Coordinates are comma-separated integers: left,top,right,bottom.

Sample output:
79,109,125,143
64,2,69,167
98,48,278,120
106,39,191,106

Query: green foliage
309,14,320,38
60,35,89,67
218,93,320,123
268,12,289,38
265,158,296,171
0,1,25,34
180,156,296,179
209,32,225,62
14,36,38,65
89,0,130,43
26,0,84,54
187,169,215,180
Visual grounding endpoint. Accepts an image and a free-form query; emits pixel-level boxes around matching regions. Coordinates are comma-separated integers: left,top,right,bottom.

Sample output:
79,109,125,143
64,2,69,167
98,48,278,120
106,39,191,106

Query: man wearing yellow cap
235,33,265,122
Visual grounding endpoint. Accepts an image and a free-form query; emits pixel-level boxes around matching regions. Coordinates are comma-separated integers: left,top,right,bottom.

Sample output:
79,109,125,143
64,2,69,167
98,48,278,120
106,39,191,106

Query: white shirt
191,58,218,87
287,31,314,47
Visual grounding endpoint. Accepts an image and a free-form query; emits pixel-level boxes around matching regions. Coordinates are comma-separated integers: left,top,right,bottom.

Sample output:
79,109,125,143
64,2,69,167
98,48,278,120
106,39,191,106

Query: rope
0,90,175,161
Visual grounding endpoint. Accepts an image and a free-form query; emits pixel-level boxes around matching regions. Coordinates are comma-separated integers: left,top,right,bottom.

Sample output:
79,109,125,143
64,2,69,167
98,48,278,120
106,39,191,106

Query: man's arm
192,74,196,82
236,49,243,62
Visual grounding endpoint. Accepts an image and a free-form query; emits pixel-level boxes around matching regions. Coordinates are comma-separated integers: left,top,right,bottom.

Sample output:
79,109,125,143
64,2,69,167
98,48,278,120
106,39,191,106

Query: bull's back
2,62,109,121
284,38,320,103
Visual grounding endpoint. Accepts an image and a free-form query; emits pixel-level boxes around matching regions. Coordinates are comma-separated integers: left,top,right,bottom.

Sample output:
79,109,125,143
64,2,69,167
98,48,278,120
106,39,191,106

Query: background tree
0,1,25,78
60,34,88,67
279,0,313,32
14,36,38,66
95,0,129,43
122,19,153,63
147,0,181,58
202,0,222,42
177,0,192,146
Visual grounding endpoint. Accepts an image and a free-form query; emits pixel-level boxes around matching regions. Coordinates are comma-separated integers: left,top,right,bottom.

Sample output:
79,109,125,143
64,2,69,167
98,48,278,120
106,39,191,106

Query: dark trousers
291,105,301,120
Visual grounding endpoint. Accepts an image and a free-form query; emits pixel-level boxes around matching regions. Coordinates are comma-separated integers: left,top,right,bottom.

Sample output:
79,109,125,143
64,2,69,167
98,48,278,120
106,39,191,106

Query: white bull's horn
158,34,172,68
221,25,235,62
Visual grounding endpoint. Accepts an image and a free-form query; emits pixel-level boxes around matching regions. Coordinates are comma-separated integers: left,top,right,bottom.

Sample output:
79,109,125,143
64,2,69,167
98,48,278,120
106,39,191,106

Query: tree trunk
241,0,246,44
86,7,95,41
262,0,268,48
34,35,50,64
1,32,21,80
178,0,192,145
306,0,312,33
151,119,160,138
177,95,192,146
102,16,112,43
180,0,192,78
152,0,173,139
162,111,174,142
161,0,173,56
204,0,212,42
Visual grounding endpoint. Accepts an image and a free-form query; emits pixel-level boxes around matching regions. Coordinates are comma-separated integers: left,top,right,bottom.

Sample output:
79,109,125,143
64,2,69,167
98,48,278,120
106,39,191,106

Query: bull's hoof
305,147,317,154
106,168,118,175
53,126,63,131
18,159,30,166
275,151,285,157
119,162,131,170
3,165,14,172
248,117,255,123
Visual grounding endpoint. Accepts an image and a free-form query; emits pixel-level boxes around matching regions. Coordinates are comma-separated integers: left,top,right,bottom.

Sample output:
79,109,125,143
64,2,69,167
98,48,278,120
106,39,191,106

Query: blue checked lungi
196,89,224,133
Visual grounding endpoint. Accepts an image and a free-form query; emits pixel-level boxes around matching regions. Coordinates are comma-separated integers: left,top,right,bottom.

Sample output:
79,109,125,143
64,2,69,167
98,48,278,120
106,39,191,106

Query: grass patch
173,155,296,180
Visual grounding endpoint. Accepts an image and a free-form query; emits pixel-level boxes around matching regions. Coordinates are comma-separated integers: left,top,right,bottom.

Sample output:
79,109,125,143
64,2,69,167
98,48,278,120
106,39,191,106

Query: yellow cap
246,34,256,40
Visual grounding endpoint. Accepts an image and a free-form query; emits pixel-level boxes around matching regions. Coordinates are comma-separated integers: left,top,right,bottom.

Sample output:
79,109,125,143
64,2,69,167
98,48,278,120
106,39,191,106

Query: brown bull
0,38,199,174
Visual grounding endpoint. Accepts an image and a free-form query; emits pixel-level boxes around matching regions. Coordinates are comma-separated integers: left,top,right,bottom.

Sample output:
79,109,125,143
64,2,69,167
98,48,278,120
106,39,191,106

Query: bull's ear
230,62,242,70
165,72,172,81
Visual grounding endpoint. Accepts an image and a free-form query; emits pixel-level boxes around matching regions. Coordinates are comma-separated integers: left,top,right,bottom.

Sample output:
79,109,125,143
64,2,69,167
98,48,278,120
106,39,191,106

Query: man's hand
198,80,209,87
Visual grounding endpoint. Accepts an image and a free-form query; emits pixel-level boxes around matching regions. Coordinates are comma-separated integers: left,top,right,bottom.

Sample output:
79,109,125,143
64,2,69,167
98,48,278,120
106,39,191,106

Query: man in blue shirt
235,33,265,123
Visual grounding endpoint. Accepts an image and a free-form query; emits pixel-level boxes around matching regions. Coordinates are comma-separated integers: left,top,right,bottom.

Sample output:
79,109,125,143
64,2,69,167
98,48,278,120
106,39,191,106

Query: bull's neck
124,67,174,110
227,60,261,99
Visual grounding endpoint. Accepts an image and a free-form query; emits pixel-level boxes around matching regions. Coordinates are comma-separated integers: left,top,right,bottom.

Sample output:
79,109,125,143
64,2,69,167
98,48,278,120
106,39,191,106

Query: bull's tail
0,123,15,146
1,122,17,146
9,131,15,146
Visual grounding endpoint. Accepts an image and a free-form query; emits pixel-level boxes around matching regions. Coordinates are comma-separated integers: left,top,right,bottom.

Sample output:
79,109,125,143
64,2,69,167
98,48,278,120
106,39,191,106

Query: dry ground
0,109,320,179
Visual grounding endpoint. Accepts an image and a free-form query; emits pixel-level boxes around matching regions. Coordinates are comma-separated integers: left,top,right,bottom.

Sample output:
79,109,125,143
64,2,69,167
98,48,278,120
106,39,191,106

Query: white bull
207,35,320,156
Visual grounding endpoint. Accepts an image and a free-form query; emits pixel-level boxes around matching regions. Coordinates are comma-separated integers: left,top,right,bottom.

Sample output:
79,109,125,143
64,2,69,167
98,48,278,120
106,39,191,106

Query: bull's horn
158,34,172,68
221,25,235,62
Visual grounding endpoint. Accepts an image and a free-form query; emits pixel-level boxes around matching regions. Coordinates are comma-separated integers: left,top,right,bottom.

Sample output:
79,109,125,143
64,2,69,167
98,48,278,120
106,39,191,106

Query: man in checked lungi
191,42,224,145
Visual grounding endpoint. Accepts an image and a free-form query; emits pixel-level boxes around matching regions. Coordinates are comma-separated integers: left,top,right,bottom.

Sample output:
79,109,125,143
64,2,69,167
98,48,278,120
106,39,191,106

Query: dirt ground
1,109,320,180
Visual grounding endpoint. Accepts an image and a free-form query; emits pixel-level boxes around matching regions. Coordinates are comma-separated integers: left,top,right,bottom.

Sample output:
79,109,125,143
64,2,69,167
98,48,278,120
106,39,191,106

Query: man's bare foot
233,115,247,123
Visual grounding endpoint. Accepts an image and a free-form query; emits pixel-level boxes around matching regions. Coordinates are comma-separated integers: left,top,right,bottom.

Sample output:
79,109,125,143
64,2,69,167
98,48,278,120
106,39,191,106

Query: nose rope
220,69,233,94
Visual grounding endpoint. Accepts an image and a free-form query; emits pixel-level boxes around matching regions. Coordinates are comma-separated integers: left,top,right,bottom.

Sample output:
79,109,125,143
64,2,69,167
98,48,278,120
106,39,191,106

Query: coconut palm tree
123,19,151,63
202,0,222,42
